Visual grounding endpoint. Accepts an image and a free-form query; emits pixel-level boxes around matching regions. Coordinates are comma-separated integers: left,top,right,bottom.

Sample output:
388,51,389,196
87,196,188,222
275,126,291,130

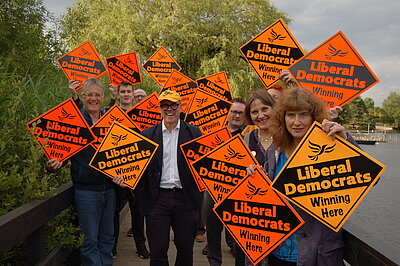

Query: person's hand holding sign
112,176,128,188
46,158,63,172
109,84,118,101
68,80,81,100
246,164,257,177
322,119,347,140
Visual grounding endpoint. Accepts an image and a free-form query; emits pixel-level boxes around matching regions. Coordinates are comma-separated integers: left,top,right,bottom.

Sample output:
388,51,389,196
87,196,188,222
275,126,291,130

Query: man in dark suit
116,90,202,265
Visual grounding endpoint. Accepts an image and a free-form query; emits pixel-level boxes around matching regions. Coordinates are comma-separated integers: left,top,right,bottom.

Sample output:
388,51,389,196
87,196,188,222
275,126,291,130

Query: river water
347,134,400,253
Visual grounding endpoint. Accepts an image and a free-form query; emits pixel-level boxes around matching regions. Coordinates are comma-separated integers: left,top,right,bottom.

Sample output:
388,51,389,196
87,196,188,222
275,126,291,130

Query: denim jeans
74,188,116,266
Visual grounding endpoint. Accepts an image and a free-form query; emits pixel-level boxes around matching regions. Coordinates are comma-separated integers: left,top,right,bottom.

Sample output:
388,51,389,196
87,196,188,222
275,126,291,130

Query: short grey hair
81,78,104,94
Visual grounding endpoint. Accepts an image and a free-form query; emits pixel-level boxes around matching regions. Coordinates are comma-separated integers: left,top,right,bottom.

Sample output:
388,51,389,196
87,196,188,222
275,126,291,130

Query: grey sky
273,0,400,106
44,0,399,106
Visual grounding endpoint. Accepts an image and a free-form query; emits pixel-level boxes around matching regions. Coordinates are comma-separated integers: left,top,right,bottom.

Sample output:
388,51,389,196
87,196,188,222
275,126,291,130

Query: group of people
45,70,356,266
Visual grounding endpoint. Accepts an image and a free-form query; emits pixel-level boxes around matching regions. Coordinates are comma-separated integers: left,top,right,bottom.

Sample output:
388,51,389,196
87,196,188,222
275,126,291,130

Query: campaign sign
57,41,107,90
288,31,379,108
142,47,182,87
240,18,304,87
180,127,232,192
214,167,304,265
106,52,141,86
271,121,386,232
192,135,258,203
161,70,198,113
89,122,158,189
126,92,162,131
184,89,231,134
196,71,233,102
26,98,95,162
91,105,138,149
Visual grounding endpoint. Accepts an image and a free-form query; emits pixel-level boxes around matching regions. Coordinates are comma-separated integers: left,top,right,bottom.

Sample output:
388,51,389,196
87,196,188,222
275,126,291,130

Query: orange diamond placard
180,127,232,192
271,121,386,231
191,135,258,203
288,31,379,108
214,167,304,265
126,92,162,131
26,98,96,162
57,41,107,90
91,105,138,149
89,122,158,189
142,47,182,87
184,89,231,134
161,70,198,113
106,52,142,86
240,18,304,87
196,71,233,102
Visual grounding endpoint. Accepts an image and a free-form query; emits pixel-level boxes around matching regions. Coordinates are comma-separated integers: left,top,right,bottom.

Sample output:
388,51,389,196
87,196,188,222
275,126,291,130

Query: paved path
113,210,236,265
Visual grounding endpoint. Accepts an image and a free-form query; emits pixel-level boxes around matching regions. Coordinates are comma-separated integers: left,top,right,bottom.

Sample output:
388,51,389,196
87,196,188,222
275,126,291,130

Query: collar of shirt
161,119,181,133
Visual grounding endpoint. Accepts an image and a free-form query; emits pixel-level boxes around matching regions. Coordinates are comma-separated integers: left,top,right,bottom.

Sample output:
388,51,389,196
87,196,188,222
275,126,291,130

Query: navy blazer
136,120,202,216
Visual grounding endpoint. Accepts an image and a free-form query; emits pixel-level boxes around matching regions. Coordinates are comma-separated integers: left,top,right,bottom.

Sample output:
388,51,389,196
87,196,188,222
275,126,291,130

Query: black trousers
146,190,199,266
113,186,146,253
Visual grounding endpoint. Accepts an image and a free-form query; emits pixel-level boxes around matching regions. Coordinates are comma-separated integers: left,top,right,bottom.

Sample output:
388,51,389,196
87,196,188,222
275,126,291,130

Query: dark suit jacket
136,120,202,216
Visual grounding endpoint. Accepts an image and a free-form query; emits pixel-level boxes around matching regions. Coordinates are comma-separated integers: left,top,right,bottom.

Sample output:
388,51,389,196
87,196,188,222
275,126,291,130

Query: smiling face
159,100,182,129
285,110,313,143
250,99,272,131
82,84,103,114
118,85,134,106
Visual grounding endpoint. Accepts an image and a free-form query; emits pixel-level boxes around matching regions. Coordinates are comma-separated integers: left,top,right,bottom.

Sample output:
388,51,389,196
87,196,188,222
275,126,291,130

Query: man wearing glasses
121,90,202,265
133,88,147,104
46,78,116,265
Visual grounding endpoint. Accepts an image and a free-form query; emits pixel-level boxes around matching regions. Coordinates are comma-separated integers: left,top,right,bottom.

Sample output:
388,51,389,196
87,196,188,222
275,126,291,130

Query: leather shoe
137,247,150,259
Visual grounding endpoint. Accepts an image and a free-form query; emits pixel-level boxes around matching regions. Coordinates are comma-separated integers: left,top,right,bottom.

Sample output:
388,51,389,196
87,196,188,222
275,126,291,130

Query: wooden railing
1,182,399,265
0,182,76,265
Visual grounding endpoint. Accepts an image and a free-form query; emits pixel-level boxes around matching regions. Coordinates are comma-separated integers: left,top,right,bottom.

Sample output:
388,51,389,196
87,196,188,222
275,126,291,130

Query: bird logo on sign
224,146,245,161
157,53,167,60
196,97,208,108
308,140,336,161
147,101,158,109
245,180,268,199
325,43,348,60
214,76,225,85
124,56,134,65
211,135,223,147
268,29,286,43
108,114,124,125
111,133,128,146
79,48,92,57
58,108,76,121
171,77,182,85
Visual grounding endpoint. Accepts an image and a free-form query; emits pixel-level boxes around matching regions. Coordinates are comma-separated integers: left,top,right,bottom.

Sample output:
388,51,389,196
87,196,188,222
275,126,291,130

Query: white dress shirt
160,120,182,189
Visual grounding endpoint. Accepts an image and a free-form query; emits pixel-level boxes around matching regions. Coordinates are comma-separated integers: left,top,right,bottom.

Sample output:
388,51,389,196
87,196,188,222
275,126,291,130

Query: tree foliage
0,0,82,262
383,92,400,128
0,0,63,72
61,0,290,98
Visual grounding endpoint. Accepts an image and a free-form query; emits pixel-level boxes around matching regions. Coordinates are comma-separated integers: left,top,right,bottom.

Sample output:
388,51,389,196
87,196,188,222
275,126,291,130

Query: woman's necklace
258,131,272,143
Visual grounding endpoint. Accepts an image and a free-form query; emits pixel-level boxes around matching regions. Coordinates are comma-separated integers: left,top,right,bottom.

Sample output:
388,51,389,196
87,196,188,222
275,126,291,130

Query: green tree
0,0,62,73
61,0,290,98
339,97,374,130
382,92,400,128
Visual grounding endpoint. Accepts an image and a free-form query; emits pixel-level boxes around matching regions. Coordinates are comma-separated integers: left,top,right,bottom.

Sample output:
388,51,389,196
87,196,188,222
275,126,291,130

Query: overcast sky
44,0,399,106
